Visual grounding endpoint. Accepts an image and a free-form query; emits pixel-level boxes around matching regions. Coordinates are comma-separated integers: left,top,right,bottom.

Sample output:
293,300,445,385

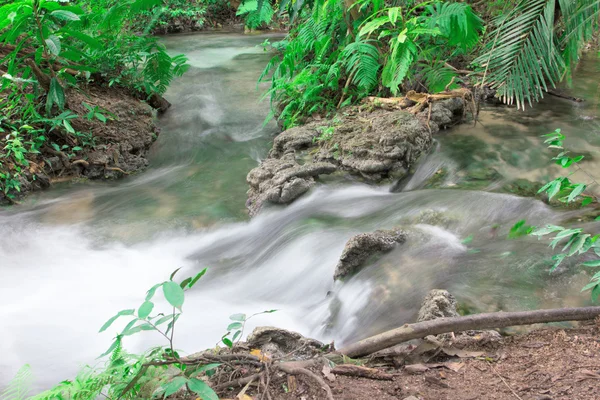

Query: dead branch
331,364,394,380
547,89,584,103
213,372,264,391
338,306,600,358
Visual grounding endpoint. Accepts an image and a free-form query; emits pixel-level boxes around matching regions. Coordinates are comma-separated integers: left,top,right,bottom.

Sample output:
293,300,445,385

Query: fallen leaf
425,362,464,372
441,347,484,358
405,364,429,374
287,375,297,392
322,363,336,382
250,348,271,362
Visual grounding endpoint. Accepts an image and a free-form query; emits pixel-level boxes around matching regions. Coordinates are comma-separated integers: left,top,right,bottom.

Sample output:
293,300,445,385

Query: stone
334,229,407,280
246,326,324,359
417,289,459,322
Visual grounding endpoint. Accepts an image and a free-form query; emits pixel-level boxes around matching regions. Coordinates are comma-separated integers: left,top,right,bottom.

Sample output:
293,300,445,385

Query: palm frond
474,0,564,109
1,364,33,400
426,2,483,50
341,39,380,91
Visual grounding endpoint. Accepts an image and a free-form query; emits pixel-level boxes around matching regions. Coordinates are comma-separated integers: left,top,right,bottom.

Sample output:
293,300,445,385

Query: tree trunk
338,306,600,358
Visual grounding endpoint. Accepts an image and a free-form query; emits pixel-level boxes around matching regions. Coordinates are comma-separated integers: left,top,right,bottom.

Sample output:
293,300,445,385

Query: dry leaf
287,375,298,392
405,363,430,374
322,363,336,382
426,362,465,372
441,347,484,358
250,348,271,362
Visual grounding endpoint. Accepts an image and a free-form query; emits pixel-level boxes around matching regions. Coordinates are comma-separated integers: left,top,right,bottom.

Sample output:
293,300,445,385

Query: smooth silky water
1,34,599,391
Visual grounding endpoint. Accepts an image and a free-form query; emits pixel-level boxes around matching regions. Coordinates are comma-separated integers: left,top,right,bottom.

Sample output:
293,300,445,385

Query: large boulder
334,229,407,280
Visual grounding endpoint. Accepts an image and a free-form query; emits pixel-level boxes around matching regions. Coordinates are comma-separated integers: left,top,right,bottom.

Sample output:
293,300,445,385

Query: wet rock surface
417,289,459,322
247,100,465,215
334,229,407,280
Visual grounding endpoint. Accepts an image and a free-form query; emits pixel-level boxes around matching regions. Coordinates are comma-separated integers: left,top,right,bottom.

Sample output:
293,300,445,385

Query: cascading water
1,33,599,392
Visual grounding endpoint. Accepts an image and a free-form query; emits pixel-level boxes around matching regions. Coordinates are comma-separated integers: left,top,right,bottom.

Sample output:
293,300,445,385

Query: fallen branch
331,364,394,380
547,89,584,103
338,306,600,358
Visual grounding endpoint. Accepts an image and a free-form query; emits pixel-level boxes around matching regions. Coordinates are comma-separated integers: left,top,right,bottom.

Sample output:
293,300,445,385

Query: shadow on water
0,36,599,391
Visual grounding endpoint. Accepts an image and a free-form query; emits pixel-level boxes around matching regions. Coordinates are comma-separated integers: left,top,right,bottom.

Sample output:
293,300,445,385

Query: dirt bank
0,84,159,205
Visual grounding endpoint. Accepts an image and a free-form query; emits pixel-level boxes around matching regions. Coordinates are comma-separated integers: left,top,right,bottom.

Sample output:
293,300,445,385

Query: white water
1,34,598,392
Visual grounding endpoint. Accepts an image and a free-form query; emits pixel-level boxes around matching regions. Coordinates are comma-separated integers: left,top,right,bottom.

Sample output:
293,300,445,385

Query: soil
0,84,159,204
218,322,600,400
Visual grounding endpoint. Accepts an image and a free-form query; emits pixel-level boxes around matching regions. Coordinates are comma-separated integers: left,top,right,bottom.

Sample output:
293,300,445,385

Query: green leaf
582,197,594,207
138,301,154,319
179,277,192,289
555,228,582,239
161,376,188,398
592,285,600,302
61,29,102,50
51,10,80,21
98,336,121,358
531,225,564,236
48,78,65,110
99,309,135,332
163,281,185,310
166,314,180,335
170,267,182,281
595,216,600,221
222,338,233,348
567,183,586,202
229,313,246,322
227,322,243,331
461,234,473,244
547,179,562,200
568,234,589,256
191,363,221,377
550,253,566,272
187,378,218,400
146,282,163,301
45,35,61,56
122,323,155,336
154,313,175,326
188,268,208,288
232,330,242,342
581,281,599,292
582,260,600,267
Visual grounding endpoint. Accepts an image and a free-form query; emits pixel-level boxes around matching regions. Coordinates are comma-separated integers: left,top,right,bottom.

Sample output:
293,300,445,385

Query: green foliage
221,309,277,348
263,0,483,128
0,0,189,200
512,129,600,301
237,0,274,29
473,0,600,109
2,364,32,400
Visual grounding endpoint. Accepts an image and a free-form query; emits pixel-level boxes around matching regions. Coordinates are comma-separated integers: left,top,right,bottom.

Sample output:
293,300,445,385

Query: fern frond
382,39,417,95
341,39,380,91
420,61,459,93
1,364,32,400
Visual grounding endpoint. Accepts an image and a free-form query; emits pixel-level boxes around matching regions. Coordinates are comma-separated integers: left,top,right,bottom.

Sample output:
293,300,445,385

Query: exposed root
277,363,335,400
331,364,394,380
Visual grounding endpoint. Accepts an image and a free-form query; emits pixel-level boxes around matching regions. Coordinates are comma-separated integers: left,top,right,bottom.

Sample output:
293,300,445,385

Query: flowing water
1,34,599,391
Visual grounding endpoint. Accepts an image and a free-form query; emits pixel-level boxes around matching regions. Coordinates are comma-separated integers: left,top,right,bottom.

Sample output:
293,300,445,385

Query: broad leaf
99,309,135,332
51,10,80,21
229,313,246,321
45,35,61,56
187,378,218,400
138,301,154,319
163,281,185,309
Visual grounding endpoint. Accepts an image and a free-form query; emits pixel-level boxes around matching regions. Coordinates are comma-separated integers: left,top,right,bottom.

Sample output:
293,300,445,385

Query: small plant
313,126,335,143
82,102,111,123
220,309,277,348
512,129,600,300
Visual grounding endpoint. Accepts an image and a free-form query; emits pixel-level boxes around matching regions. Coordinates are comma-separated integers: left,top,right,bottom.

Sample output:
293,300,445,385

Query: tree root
331,364,394,380
276,362,335,400
338,306,600,358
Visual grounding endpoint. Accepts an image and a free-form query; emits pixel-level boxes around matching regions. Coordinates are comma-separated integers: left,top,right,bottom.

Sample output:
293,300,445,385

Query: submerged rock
334,229,407,280
246,326,324,359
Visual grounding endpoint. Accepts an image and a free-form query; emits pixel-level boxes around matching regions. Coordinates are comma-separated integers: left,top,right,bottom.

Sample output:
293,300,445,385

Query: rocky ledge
246,98,465,216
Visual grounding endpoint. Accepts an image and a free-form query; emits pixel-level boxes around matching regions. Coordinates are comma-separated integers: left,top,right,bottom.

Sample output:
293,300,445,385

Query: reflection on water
0,36,599,391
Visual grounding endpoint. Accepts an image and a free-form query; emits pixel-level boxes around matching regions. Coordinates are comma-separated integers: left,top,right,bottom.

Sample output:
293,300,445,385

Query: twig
277,363,335,400
214,372,264,391
488,362,523,400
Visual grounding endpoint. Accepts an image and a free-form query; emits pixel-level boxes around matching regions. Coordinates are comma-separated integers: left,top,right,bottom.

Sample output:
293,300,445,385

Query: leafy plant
1,364,32,400
474,0,600,109
511,129,600,300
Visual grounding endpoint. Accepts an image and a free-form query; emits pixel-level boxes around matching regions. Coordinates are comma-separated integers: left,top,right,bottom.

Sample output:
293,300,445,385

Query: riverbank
0,84,160,205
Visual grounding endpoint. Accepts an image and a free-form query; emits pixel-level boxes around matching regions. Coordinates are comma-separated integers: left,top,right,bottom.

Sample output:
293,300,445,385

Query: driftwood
338,306,600,358
548,89,584,103
147,92,171,113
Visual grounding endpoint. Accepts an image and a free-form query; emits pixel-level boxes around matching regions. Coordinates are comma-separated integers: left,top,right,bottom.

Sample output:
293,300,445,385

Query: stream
1,33,599,392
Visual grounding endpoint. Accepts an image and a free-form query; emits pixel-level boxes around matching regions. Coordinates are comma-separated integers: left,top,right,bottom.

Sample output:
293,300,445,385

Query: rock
334,229,407,280
246,153,337,216
417,289,459,322
246,326,324,359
